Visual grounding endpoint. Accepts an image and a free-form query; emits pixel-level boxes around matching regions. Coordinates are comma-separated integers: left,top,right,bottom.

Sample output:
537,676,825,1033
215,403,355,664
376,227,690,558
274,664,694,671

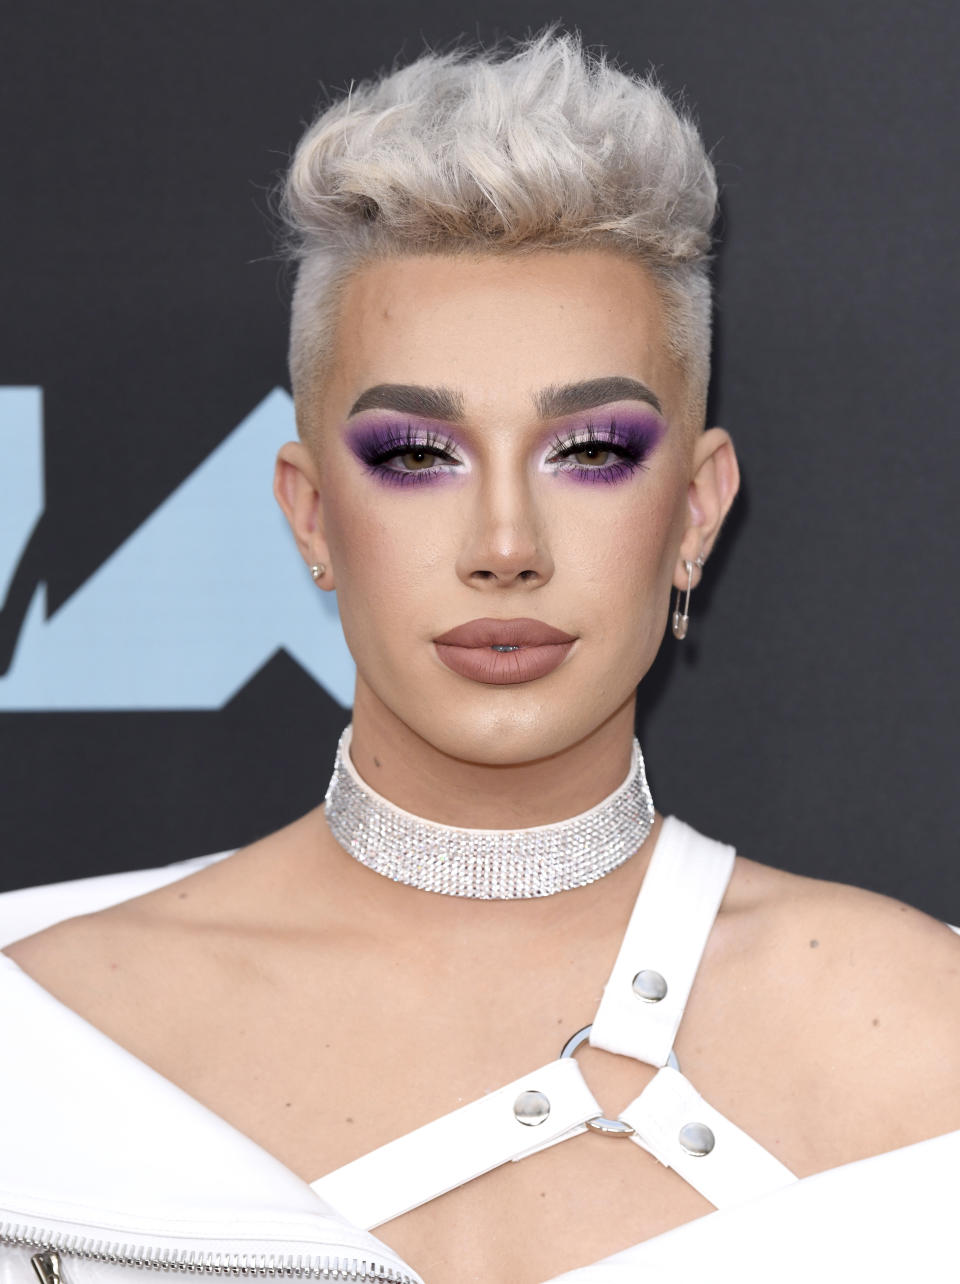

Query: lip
433,617,578,648
433,617,578,686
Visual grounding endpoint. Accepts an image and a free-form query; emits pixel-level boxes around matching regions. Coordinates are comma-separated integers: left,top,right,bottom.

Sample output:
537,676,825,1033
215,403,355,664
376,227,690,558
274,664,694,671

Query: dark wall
1,0,957,916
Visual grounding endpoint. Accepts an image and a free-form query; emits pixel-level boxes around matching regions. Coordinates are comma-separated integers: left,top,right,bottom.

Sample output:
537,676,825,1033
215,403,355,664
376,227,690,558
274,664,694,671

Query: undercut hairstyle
279,30,718,428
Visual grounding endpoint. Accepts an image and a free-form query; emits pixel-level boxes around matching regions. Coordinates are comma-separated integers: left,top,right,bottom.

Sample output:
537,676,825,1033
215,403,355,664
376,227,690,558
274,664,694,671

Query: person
1,29,958,1284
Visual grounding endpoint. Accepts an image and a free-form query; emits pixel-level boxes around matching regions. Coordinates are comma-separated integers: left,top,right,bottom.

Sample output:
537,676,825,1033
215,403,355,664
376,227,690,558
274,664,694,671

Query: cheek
568,475,682,594
320,473,446,622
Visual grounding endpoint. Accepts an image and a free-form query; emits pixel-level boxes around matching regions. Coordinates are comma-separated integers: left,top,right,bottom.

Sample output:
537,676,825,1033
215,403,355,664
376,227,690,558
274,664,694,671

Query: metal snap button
632,969,668,1002
678,1121,715,1156
513,1089,551,1126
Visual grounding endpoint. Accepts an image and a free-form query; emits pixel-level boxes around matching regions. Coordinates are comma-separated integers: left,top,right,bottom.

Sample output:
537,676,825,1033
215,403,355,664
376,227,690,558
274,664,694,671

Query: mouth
432,617,578,685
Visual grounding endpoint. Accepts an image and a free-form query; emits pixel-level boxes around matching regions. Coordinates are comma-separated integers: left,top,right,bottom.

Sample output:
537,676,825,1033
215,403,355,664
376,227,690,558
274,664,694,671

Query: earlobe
272,441,333,581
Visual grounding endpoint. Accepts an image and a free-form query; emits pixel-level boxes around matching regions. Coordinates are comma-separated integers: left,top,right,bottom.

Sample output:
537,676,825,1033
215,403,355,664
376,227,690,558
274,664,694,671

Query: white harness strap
310,1056,601,1230
621,1066,798,1206
590,815,735,1067
311,814,798,1228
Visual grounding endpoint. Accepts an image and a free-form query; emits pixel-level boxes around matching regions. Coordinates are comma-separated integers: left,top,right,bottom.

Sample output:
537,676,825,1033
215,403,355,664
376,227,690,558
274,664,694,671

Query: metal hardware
678,1121,716,1156
31,1250,62,1284
0,1224,416,1282
671,559,694,639
631,969,668,1002
558,1024,680,1138
585,1115,634,1138
560,1024,680,1071
513,1089,551,1126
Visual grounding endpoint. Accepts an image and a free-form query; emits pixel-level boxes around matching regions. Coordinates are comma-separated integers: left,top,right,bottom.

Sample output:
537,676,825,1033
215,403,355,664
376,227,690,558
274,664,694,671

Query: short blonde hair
279,30,718,421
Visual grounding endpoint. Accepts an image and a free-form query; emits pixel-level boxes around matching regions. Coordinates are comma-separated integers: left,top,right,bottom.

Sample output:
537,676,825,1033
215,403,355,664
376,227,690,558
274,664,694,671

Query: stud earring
310,563,327,583
672,553,706,640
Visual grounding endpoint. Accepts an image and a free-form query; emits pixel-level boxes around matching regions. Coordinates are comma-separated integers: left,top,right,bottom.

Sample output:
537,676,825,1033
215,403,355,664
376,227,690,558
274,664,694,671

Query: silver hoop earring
310,563,326,583
672,559,696,640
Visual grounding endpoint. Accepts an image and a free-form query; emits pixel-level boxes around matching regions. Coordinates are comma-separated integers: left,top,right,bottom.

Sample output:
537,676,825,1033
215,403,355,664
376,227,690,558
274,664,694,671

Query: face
279,249,738,765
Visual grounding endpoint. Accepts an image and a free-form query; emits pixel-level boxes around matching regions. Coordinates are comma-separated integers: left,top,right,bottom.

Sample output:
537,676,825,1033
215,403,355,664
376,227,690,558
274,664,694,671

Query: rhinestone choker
322,722,655,899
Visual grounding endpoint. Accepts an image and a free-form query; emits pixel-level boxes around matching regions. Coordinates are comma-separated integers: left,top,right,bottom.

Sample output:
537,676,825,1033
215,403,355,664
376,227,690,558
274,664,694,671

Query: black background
1,0,957,914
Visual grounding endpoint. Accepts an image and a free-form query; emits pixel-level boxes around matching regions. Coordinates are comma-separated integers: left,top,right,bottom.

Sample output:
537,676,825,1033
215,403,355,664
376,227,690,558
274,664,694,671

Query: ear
673,427,740,590
272,441,334,587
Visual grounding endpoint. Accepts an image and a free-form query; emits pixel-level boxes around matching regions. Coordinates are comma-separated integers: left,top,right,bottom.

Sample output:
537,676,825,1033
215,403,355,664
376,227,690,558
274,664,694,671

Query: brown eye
572,445,612,467
398,449,441,470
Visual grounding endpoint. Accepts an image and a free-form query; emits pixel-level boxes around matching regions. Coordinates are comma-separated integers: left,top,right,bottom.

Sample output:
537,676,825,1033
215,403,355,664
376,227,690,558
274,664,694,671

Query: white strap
620,1066,798,1207
310,1056,601,1229
590,816,735,1066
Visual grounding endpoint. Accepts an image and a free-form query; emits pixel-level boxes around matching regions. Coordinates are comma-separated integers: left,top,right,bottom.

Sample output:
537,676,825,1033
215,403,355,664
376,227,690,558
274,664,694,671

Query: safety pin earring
672,553,705,640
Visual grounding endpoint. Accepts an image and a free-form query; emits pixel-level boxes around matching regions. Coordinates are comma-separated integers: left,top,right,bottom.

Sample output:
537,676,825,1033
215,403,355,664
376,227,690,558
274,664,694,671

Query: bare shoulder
729,852,960,1148
1,807,324,1011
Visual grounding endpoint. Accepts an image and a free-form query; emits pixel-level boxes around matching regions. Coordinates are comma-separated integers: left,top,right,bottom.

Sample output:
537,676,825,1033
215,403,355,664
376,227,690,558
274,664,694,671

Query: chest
69,920,829,1284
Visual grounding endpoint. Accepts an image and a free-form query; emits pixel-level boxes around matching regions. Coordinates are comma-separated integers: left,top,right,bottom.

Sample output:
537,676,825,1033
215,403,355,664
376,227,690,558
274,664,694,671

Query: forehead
321,249,685,426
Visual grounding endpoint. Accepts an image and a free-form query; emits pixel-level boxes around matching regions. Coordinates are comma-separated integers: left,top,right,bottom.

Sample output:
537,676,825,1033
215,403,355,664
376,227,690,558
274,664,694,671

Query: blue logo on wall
0,387,355,710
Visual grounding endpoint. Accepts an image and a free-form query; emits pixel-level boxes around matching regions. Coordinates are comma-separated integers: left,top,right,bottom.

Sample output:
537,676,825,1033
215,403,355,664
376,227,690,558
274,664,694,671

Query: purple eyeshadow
344,408,666,489
546,411,666,486
345,416,466,489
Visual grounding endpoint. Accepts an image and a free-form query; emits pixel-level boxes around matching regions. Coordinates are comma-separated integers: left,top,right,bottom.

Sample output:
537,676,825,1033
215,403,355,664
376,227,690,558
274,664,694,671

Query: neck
347,678,639,829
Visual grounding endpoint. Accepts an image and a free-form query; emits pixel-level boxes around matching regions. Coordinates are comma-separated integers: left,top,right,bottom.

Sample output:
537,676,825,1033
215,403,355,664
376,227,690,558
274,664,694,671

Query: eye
546,421,656,484
560,442,619,468
384,446,448,472
357,424,463,487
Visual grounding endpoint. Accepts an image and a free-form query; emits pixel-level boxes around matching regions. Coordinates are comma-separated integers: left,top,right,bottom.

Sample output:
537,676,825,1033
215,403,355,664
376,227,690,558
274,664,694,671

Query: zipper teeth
0,1225,415,1282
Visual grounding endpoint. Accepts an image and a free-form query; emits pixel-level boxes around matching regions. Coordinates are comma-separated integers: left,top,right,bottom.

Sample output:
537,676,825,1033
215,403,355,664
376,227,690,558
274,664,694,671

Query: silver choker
322,722,655,899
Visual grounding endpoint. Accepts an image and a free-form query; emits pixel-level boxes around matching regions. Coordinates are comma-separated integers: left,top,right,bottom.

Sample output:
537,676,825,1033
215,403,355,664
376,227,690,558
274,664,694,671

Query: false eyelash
360,423,460,464
546,418,654,484
359,423,462,487
359,416,656,488
546,418,639,457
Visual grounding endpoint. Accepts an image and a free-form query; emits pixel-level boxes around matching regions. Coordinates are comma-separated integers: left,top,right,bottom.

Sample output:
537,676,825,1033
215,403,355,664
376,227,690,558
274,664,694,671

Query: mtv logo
0,387,355,709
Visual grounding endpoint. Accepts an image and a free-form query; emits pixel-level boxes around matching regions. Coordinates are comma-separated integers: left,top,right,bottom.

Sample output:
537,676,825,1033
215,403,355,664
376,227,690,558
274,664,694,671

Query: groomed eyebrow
534,376,662,418
347,384,465,420
346,375,662,422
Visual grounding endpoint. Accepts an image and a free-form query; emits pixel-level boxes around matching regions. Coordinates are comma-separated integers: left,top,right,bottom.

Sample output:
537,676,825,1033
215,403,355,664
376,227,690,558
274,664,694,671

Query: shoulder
0,849,238,955
0,810,322,1002
730,853,960,1151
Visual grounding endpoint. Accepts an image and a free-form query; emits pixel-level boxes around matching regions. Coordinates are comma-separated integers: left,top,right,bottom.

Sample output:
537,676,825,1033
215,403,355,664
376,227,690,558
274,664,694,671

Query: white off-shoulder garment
1,816,958,1284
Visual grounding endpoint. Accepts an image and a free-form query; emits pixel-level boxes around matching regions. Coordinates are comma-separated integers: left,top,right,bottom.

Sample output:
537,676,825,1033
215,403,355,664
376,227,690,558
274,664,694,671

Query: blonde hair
279,30,718,420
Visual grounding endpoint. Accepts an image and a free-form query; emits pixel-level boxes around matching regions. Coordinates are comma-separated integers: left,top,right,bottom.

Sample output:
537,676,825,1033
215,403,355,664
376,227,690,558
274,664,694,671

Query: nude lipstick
433,617,578,685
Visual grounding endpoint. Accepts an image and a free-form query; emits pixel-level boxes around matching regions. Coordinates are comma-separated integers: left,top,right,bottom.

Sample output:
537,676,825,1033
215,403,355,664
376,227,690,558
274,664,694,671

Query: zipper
1,1225,415,1282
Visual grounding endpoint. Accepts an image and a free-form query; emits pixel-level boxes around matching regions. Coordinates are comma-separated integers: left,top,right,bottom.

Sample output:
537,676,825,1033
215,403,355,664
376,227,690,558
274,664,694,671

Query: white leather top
1,819,958,1283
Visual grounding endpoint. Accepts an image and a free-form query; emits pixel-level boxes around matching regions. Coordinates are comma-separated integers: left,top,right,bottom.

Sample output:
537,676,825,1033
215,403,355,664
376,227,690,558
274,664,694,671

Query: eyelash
359,426,459,487
546,423,652,485
359,421,653,488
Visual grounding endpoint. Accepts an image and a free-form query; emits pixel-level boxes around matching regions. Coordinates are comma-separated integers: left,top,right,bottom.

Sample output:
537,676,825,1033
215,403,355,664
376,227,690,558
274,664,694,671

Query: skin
4,249,959,1284
278,249,736,833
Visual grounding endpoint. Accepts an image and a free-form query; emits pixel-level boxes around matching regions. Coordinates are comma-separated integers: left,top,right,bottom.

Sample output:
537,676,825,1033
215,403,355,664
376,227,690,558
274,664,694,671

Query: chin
395,698,606,767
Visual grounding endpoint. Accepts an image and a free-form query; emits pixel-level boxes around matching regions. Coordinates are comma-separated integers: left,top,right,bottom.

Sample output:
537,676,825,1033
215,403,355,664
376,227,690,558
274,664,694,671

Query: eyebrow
347,375,662,422
347,384,465,420
534,376,662,418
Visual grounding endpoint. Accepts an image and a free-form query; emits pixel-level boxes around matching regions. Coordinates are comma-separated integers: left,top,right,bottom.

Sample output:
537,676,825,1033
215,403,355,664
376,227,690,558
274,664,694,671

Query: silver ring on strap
559,1024,680,1137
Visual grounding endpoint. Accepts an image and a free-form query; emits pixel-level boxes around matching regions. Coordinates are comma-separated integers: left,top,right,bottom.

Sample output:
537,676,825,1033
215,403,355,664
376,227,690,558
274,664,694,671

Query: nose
455,459,555,589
